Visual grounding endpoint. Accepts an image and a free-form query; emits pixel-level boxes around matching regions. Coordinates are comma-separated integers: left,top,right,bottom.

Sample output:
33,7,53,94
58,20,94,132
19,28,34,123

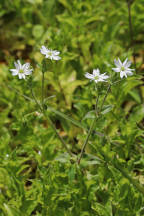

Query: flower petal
17,60,22,70
22,63,30,71
85,72,95,80
53,50,60,55
25,69,33,75
114,58,122,68
18,73,23,79
40,45,49,55
112,68,120,72
14,62,19,70
122,58,128,67
93,69,100,76
120,71,126,79
53,55,61,60
10,69,18,75
126,70,133,76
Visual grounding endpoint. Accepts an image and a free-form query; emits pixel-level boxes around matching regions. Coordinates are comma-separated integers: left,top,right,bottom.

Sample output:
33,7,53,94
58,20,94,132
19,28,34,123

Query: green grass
0,0,144,215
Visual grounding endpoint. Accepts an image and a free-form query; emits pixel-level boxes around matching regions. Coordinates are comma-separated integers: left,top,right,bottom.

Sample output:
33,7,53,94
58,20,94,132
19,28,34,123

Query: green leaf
32,25,44,38
47,106,87,130
82,110,96,120
101,105,114,115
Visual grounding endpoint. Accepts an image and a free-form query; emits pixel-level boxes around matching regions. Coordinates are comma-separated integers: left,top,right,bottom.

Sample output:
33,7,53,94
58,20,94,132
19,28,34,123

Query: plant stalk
42,71,45,108
78,83,111,164
127,0,136,68
30,88,72,156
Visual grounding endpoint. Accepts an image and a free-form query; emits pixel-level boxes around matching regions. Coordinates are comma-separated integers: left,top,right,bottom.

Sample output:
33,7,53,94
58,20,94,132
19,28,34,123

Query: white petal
126,70,133,76
98,78,104,82
114,58,122,68
101,73,109,79
40,46,49,55
122,58,128,67
25,69,33,75
120,71,125,79
14,62,19,70
21,74,26,79
94,80,99,83
12,72,18,76
18,73,23,79
112,68,120,72
17,60,22,70
10,69,18,75
123,58,132,68
85,72,95,80
53,50,60,55
93,69,100,76
102,75,109,79
127,68,135,72
45,54,49,58
125,60,132,68
22,63,30,71
53,55,61,60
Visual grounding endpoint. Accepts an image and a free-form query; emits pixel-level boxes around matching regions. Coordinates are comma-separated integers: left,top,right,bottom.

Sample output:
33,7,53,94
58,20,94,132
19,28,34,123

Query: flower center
121,66,125,71
94,75,99,80
48,51,53,56
19,69,24,74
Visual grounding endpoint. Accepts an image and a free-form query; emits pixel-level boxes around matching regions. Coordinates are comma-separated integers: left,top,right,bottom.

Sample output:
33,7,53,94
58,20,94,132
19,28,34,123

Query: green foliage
0,0,144,215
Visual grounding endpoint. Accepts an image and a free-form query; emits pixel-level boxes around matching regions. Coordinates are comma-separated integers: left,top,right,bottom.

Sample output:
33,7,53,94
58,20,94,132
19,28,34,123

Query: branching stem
30,87,72,156
127,0,136,68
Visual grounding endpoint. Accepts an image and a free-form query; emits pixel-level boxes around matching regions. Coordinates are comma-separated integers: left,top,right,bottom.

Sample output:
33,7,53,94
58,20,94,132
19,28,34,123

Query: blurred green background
0,0,144,215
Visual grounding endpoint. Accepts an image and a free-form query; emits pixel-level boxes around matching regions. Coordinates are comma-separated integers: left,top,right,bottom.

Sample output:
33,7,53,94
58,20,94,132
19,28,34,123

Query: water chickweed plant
1,0,144,215
9,49,144,213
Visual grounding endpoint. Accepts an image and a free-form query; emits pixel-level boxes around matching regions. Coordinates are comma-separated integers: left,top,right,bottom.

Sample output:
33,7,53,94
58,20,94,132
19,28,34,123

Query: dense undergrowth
0,0,144,215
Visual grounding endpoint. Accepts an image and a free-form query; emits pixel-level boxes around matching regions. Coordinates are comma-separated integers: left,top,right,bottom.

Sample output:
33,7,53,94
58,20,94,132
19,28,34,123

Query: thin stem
78,118,96,164
43,110,72,156
57,78,68,107
99,83,111,112
127,0,136,68
94,84,99,117
78,86,99,164
30,88,72,156
42,72,45,108
7,85,33,101
30,88,43,111
78,83,111,164
7,85,104,137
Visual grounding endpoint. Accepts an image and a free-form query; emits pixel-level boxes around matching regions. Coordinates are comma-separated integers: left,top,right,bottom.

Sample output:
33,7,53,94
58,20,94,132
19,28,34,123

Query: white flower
112,58,134,78
40,45,61,60
85,68,109,83
10,60,33,79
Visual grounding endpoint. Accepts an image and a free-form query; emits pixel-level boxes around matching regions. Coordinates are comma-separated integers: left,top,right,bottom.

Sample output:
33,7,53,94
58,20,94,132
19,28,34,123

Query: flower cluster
10,45,61,79
85,58,134,83
10,45,134,82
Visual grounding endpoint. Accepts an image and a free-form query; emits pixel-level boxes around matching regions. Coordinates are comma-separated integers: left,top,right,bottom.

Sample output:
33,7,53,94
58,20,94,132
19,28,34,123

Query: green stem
30,88,72,156
78,83,111,164
126,0,136,68
8,85,33,101
30,88,43,111
94,84,99,117
78,118,96,164
42,72,45,108
99,83,111,113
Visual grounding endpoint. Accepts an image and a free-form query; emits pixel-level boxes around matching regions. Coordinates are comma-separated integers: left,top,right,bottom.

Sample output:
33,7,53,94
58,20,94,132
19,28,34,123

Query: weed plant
0,0,144,215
